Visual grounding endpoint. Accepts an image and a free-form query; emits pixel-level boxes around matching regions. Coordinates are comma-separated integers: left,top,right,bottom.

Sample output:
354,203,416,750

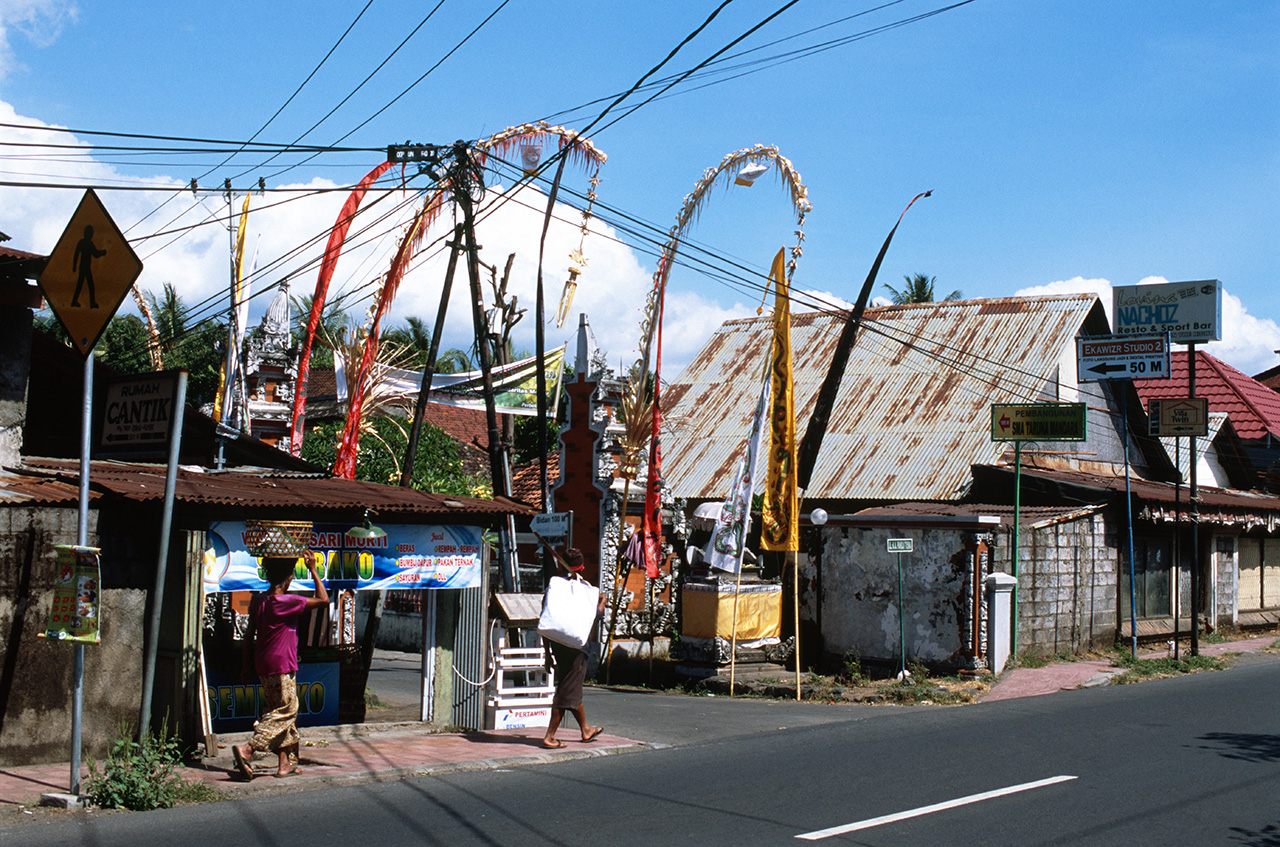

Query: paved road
10,656,1280,846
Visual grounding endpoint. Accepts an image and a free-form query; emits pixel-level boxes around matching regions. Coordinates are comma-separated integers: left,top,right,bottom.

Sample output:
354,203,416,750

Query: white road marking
795,775,1078,840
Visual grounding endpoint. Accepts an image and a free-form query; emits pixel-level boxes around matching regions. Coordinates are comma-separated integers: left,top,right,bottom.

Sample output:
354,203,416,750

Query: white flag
704,365,770,573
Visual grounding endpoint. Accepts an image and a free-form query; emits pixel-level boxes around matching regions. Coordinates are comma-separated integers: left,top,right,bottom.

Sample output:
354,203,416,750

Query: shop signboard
1112,280,1222,343
205,662,339,732
204,521,484,593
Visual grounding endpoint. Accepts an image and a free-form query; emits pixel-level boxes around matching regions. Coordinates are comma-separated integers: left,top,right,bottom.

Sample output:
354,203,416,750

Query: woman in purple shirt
232,556,328,780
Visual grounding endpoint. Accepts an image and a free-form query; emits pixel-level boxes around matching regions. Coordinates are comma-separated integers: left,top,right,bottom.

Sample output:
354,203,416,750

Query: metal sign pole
1123,384,1138,658
896,550,905,678
71,347,92,796
1012,441,1021,658
137,371,187,738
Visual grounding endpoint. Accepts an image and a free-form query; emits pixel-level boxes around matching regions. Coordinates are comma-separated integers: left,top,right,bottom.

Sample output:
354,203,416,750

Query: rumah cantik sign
1112,280,1222,344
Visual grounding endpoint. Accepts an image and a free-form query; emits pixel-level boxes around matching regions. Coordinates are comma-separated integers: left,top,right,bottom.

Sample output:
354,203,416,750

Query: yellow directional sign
37,189,143,357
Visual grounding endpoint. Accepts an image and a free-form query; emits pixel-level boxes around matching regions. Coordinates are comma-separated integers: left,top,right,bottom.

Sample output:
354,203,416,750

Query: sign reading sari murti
44,545,101,644
204,521,484,593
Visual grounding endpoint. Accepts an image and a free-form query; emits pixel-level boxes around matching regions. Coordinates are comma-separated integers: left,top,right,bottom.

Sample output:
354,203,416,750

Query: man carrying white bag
537,547,607,749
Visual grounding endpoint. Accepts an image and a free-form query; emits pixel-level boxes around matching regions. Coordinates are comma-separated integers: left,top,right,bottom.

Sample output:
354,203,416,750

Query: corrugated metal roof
16,459,533,517
993,463,1280,514
664,294,1103,501
0,470,89,505
848,501,1100,528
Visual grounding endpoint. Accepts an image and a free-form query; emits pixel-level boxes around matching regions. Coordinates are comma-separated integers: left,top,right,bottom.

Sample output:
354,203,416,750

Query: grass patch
1109,653,1225,685
84,721,221,811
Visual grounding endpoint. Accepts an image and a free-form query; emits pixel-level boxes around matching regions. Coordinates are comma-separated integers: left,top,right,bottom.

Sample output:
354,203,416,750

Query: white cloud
1016,275,1280,377
0,0,76,77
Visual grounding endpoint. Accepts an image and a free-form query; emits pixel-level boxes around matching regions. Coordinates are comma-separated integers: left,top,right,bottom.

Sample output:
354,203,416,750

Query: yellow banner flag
761,247,797,552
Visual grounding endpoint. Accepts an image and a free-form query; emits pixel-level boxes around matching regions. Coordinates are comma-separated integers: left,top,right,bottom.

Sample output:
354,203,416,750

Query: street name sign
36,189,143,356
1076,333,1170,381
1148,398,1209,437
991,402,1087,442
100,371,183,453
887,538,913,553
1112,280,1221,344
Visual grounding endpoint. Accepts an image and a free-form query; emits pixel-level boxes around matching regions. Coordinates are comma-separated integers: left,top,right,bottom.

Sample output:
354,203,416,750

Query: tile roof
662,294,1133,502
510,451,561,508
1133,351,1280,441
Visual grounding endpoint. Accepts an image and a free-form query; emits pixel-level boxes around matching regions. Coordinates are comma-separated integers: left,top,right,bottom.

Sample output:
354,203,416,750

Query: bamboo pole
791,549,801,701
729,560,744,695
605,477,632,683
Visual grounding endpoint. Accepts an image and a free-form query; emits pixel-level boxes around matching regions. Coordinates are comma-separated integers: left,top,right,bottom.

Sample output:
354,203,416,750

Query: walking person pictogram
71,224,105,308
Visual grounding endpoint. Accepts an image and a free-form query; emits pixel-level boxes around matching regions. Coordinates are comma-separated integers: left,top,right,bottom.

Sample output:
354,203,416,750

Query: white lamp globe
810,508,828,526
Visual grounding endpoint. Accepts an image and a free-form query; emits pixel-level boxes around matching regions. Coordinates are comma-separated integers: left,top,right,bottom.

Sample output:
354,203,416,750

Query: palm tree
884,274,962,305
382,317,434,370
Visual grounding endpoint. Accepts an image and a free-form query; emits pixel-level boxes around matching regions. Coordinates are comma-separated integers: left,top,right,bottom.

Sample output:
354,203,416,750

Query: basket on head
244,520,312,557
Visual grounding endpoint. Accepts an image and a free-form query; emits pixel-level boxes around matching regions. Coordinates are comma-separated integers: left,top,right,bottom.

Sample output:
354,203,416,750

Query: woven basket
244,520,312,557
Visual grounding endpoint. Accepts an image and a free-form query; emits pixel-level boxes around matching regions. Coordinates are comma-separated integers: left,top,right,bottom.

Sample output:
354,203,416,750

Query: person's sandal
232,746,254,781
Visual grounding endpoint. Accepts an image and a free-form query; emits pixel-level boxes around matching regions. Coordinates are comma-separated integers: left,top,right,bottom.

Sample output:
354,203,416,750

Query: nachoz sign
1112,280,1221,344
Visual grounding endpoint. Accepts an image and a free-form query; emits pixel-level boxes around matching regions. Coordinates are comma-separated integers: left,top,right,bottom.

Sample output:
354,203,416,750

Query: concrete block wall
818,525,976,669
0,505,147,766
990,511,1118,657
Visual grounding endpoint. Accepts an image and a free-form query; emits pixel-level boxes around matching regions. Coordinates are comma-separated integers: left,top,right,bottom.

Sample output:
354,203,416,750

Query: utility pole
390,141,519,591
188,177,262,467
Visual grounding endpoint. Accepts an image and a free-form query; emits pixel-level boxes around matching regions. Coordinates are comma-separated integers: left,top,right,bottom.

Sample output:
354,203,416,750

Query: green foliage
97,314,153,374
301,417,485,495
883,273,962,305
34,313,71,345
84,721,217,810
1109,652,1225,684
839,651,867,685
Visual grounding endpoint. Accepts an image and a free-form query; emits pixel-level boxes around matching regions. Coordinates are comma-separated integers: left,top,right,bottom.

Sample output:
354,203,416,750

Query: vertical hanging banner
204,521,483,593
761,248,798,552
705,366,770,572
44,545,102,643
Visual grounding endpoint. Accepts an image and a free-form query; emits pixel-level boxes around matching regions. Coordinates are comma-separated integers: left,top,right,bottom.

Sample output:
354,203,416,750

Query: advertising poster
205,662,339,733
45,545,101,644
204,521,484,594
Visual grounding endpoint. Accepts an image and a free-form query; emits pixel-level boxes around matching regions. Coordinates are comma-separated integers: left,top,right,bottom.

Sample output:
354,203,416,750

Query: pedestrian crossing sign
37,189,143,357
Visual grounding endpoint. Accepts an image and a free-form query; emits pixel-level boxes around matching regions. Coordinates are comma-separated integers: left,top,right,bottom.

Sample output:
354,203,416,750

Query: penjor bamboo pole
605,477,632,683
729,559,744,695
791,549,801,701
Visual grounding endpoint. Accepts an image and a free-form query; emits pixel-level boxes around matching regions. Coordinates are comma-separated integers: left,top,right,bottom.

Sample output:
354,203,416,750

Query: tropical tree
291,293,346,370
143,283,226,407
884,273,962,304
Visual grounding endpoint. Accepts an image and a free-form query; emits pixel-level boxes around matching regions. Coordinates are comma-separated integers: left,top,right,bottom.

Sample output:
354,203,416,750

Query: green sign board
991,402,1087,442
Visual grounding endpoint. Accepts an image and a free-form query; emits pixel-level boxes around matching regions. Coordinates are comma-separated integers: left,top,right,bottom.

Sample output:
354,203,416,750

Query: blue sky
0,0,1276,375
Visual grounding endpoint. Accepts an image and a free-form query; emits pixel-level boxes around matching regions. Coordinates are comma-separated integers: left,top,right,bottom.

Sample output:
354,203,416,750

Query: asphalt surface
3,637,1278,844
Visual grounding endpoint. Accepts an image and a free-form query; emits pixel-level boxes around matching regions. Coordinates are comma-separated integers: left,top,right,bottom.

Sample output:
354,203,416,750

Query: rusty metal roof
16,458,534,518
663,294,1107,502
0,469,89,505
845,501,1099,528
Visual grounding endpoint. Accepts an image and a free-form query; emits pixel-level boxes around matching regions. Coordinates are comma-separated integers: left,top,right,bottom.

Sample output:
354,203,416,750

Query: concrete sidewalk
981,633,1278,702
0,723,648,813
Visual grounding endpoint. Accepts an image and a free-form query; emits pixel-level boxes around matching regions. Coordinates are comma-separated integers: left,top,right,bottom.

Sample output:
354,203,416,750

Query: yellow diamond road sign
37,189,143,357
